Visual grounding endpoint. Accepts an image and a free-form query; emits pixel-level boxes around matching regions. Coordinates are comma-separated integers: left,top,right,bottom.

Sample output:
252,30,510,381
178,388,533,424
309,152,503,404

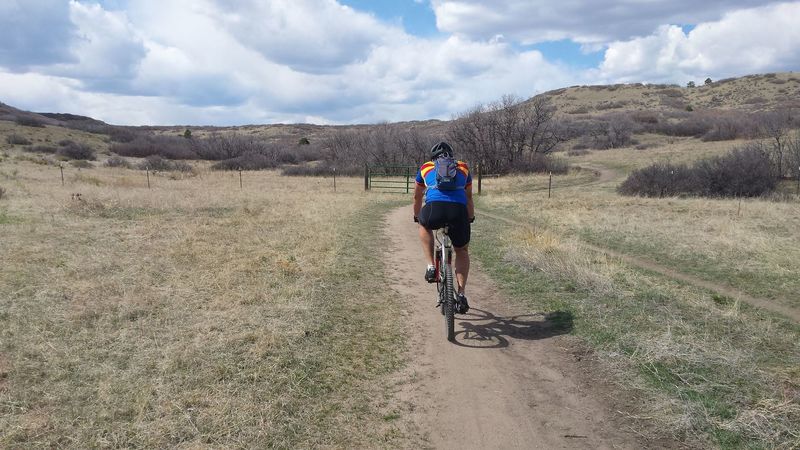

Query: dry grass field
474,137,800,448
543,72,800,114
0,159,415,448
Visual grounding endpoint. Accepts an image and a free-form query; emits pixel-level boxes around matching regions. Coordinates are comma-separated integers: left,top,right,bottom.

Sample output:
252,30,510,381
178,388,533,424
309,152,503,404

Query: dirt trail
385,206,646,449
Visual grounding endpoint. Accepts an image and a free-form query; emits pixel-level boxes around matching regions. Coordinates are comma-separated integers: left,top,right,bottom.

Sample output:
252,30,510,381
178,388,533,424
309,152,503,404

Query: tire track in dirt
385,205,647,449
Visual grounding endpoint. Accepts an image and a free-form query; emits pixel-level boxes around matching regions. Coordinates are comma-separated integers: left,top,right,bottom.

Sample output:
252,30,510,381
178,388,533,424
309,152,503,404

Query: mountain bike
434,226,457,342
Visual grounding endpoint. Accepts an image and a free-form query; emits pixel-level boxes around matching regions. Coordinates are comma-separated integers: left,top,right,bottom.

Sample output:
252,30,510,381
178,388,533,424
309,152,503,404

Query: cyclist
413,141,475,313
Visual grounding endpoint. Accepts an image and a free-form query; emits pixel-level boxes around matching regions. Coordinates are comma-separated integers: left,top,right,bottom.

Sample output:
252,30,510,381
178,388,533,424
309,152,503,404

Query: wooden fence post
548,172,552,198
477,164,482,195
146,167,151,189
60,164,64,186
364,164,369,191
238,167,243,189
333,167,337,192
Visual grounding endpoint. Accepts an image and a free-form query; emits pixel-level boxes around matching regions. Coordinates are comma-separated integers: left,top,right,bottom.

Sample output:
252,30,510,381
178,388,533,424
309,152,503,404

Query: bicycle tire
444,262,455,342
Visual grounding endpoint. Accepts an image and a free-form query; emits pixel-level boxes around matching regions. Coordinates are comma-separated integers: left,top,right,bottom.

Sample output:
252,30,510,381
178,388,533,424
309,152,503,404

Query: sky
0,1,799,126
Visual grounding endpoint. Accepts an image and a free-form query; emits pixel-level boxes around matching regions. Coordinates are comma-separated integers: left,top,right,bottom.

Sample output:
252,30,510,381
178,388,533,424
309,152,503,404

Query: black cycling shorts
418,201,471,248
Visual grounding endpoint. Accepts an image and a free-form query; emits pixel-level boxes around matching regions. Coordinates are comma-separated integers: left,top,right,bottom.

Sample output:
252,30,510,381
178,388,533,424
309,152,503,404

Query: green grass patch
471,214,800,448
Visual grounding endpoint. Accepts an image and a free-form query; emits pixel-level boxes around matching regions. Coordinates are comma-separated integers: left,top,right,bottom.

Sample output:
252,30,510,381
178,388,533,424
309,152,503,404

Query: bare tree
759,109,795,177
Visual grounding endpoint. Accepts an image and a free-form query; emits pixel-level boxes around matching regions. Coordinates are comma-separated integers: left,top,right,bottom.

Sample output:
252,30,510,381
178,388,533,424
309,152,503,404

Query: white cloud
599,2,800,83
0,0,798,125
431,0,784,44
44,2,146,89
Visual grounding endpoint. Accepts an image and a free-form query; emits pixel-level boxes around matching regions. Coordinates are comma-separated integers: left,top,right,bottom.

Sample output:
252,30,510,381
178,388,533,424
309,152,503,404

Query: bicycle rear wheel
444,263,455,342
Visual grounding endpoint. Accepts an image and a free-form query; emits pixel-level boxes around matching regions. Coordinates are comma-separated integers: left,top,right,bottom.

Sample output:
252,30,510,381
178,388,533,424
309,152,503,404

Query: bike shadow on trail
452,308,573,349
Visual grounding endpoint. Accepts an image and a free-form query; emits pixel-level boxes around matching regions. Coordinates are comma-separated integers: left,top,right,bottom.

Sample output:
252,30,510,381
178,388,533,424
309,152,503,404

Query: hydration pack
433,156,459,190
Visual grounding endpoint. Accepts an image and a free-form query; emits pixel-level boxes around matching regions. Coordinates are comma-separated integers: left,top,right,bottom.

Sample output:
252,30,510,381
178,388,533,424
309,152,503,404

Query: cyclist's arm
466,184,475,220
413,183,425,218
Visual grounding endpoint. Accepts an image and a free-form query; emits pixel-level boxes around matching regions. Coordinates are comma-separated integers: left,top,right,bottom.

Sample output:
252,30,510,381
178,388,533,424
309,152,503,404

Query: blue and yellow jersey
415,160,472,204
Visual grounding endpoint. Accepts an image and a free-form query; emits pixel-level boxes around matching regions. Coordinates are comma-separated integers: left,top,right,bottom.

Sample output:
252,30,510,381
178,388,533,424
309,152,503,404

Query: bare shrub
566,106,590,114
28,145,57,154
657,88,683,98
758,110,796,177
6,134,31,145
694,144,776,196
112,136,197,159
509,154,568,174
0,186,5,200
744,96,768,105
70,160,93,169
618,163,694,197
57,142,96,160
632,111,659,124
567,148,590,156
15,116,45,128
587,115,635,149
281,164,359,176
109,128,140,143
104,156,134,169
596,101,627,110
448,95,565,173
211,153,275,171
138,155,193,172
619,145,776,198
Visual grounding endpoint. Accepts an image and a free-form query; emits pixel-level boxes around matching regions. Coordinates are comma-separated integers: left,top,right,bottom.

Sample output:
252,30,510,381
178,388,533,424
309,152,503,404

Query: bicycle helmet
430,141,453,160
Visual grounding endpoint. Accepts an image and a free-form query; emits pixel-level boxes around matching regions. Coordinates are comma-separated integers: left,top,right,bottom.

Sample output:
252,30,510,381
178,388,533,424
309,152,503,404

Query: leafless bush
786,132,800,179
70,160,93,169
694,144,776,196
447,95,565,173
596,101,628,110
211,153,276,171
111,135,197,159
618,162,692,197
0,186,5,200
109,128,140,143
28,145,57,154
744,96,768,105
657,88,683,98
322,125,433,172
6,134,31,145
104,156,134,169
619,145,776,198
758,110,798,177
566,106,590,114
508,154,568,174
57,142,96,160
631,111,659,124
583,115,635,149
138,155,193,172
15,116,45,128
281,164,362,176
567,148,590,156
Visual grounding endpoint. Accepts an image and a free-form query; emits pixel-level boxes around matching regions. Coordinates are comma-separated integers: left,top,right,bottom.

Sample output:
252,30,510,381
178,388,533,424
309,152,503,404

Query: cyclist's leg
448,203,471,295
418,225,434,266
454,244,469,295
418,202,445,266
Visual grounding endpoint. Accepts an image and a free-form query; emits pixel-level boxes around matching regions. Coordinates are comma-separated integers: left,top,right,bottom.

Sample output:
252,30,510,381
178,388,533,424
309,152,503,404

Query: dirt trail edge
386,205,646,450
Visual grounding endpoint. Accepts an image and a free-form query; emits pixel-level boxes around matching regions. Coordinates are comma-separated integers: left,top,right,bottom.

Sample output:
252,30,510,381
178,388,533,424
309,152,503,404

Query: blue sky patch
339,0,439,36
522,40,605,69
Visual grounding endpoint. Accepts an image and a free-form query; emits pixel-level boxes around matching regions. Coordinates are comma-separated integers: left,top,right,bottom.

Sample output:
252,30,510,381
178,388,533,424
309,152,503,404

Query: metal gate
364,165,417,193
